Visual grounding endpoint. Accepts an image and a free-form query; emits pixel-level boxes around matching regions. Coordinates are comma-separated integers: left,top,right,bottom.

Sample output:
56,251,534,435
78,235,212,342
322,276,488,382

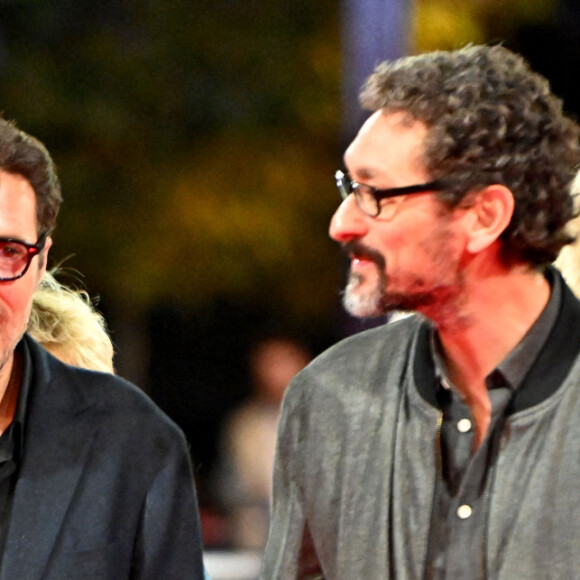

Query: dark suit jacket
0,335,205,579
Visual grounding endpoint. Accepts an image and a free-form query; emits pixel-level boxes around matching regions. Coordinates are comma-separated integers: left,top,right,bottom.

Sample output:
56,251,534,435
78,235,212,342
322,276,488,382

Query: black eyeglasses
0,235,47,281
335,170,447,217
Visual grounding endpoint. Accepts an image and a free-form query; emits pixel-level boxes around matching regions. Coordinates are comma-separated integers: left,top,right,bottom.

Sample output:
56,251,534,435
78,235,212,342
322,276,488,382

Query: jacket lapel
0,338,96,580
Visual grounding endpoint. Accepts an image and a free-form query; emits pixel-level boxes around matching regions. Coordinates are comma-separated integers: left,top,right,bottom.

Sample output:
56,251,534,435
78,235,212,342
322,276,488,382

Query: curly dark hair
0,118,62,238
360,44,580,267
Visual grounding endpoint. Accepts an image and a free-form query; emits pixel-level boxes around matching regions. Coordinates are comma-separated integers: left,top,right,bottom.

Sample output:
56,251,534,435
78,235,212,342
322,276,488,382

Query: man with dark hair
262,45,580,578
0,118,205,578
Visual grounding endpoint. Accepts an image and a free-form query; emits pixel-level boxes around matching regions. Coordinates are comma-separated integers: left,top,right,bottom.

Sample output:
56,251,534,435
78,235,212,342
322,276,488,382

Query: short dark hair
360,44,580,266
0,118,62,237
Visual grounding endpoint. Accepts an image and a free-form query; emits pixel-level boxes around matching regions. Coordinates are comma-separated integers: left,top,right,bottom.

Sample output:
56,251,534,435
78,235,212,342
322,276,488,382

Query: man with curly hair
262,45,580,579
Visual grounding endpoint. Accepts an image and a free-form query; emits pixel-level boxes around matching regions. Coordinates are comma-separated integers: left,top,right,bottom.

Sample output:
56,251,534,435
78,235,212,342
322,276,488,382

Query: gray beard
342,270,385,318
339,229,461,321
342,268,444,319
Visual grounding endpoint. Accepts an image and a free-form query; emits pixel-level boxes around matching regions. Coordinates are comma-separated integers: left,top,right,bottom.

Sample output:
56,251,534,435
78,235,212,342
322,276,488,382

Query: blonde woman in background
27,270,115,373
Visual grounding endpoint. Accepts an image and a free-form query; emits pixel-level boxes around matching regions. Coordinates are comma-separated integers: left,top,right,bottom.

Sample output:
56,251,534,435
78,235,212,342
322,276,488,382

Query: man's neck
431,265,551,444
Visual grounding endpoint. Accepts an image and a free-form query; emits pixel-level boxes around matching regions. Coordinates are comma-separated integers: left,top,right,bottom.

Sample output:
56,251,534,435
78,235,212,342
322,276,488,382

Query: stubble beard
342,266,440,318
0,310,29,375
341,236,463,321
343,268,385,318
341,241,385,318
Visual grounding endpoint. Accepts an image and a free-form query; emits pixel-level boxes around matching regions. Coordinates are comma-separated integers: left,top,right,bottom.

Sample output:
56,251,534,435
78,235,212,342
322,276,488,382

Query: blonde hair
27,271,115,373
554,172,580,296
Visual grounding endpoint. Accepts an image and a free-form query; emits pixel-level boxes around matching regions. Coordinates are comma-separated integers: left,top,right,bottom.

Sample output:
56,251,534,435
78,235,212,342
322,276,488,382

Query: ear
37,236,52,282
464,185,514,255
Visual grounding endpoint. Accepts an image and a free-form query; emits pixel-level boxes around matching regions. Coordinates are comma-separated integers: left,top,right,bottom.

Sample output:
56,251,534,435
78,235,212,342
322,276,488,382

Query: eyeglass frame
0,233,48,282
335,170,448,217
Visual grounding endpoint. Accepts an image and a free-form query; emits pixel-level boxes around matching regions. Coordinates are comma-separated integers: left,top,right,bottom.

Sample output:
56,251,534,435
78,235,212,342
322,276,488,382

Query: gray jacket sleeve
261,376,324,579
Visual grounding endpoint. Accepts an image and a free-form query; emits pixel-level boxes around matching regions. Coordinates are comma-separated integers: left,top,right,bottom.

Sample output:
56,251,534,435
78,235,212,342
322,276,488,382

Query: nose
329,194,369,243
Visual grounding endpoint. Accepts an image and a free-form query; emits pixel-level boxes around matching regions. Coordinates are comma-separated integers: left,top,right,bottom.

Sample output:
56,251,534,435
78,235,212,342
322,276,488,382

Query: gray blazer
263,270,580,579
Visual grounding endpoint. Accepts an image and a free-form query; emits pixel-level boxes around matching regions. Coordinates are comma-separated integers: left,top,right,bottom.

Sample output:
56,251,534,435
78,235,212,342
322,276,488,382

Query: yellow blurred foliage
413,0,557,53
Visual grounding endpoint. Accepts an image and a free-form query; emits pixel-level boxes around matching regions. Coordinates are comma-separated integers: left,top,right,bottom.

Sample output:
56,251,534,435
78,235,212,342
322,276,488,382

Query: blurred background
1,0,579,568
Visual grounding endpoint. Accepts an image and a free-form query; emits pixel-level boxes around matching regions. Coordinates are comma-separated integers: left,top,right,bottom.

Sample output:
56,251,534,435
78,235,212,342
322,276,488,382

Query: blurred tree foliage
0,0,566,341
0,0,341,330
411,0,580,136
412,0,557,53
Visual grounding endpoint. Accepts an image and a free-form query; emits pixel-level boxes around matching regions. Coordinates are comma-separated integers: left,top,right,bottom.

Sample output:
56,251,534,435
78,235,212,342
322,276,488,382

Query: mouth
350,255,377,272
343,241,385,272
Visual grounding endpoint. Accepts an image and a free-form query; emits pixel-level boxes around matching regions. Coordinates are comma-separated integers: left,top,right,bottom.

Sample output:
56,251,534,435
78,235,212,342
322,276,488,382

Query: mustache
341,241,386,270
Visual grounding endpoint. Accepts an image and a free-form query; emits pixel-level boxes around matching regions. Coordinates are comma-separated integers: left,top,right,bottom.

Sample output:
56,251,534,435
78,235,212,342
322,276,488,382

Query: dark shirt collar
13,338,33,455
0,338,34,464
497,268,561,390
431,268,561,394
416,267,580,412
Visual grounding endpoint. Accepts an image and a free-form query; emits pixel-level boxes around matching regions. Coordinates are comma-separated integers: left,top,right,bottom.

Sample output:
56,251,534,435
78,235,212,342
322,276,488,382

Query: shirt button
457,418,472,433
457,504,472,519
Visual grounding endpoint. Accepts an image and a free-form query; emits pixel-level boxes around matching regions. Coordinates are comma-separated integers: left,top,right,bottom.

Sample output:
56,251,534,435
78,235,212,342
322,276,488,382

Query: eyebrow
345,166,382,182
349,169,406,190
356,169,376,182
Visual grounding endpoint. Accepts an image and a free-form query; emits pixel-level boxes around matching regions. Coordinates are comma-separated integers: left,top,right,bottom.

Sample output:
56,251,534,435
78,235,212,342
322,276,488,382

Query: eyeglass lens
336,172,381,217
0,241,37,280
